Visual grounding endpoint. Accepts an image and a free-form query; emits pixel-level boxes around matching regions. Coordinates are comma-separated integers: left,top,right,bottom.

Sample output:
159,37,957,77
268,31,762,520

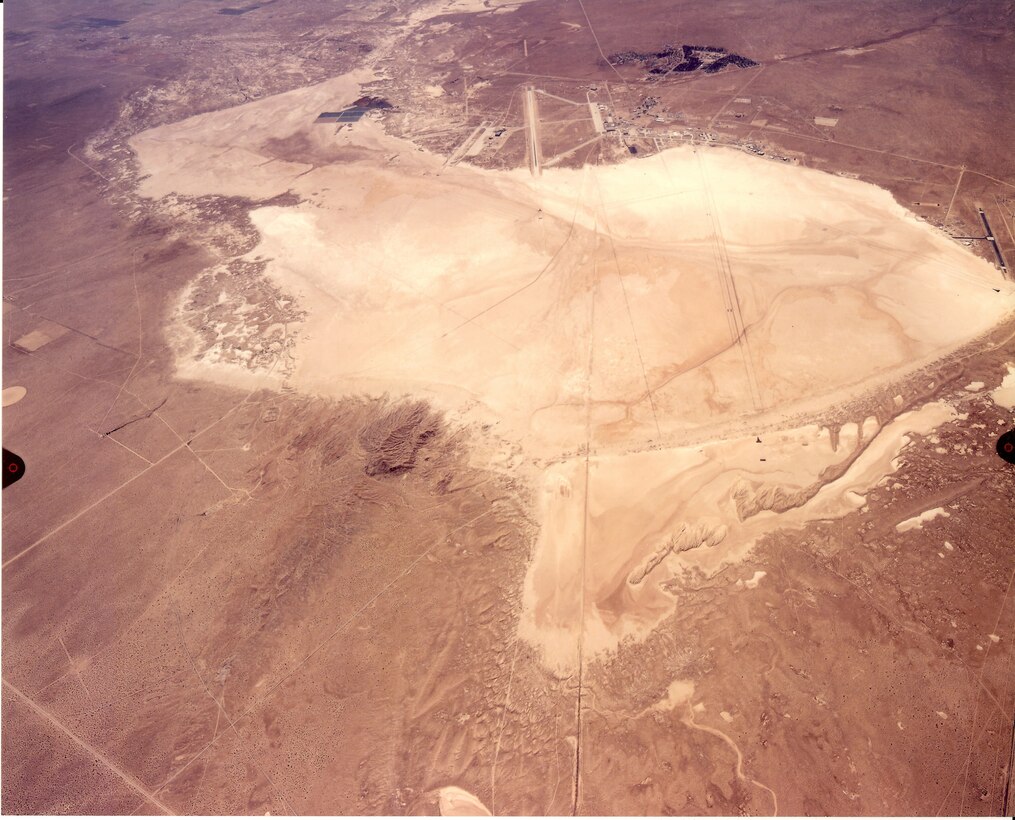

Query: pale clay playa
130,74,1015,673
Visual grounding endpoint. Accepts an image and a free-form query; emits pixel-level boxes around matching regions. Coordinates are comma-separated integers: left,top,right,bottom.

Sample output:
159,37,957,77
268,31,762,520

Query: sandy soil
131,76,1012,462
131,74,1014,670
2,386,28,408
522,400,964,670
5,1,1015,815
410,0,534,23
895,505,950,533
991,363,1015,408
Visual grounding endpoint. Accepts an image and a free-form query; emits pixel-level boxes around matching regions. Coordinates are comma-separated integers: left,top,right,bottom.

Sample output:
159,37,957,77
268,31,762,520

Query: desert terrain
3,0,1015,816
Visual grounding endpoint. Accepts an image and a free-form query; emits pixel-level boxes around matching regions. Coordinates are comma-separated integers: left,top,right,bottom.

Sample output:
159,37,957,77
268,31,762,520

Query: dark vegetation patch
46,86,109,114
259,190,304,208
55,18,128,30
261,130,378,165
351,96,393,110
359,401,443,476
217,0,278,14
607,43,758,77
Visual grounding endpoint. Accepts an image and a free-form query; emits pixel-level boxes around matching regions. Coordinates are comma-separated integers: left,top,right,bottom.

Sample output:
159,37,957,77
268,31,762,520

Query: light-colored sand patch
131,71,375,201
438,786,491,816
738,570,767,589
845,490,867,505
654,679,696,711
964,381,985,391
165,285,289,394
990,363,1015,409
520,401,961,671
408,0,533,24
2,386,27,407
518,461,586,672
424,84,445,97
12,322,69,353
896,507,951,533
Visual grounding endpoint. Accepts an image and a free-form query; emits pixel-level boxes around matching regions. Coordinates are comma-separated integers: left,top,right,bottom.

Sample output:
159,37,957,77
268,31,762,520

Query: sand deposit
131,75,1013,457
896,506,951,533
408,0,534,25
2,387,27,408
437,786,492,816
130,74,1015,671
990,363,1015,409
520,400,964,671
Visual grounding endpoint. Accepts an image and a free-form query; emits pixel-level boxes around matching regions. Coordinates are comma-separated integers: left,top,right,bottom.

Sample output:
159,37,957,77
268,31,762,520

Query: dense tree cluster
352,95,393,110
703,53,759,73
606,43,758,77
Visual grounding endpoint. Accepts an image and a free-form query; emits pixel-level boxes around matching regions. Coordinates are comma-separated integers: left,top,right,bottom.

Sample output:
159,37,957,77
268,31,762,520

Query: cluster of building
583,89,799,165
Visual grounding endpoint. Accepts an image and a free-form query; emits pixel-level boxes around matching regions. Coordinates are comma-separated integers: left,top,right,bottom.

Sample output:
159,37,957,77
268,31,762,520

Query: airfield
4,0,1015,816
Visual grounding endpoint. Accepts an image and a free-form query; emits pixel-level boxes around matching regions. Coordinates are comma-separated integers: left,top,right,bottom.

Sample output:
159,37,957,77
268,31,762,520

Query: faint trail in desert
57,635,91,699
4,242,132,297
572,0,625,82
153,411,257,498
168,595,299,815
8,302,136,358
247,505,497,709
89,426,153,465
2,677,176,815
26,503,233,706
571,206,601,816
97,251,143,429
140,507,499,808
999,619,1015,816
2,371,277,570
787,540,1013,729
695,150,764,413
994,194,1015,248
589,170,663,438
938,564,1015,816
546,712,564,813
777,19,942,64
682,704,779,816
2,446,174,570
943,166,965,225
707,65,765,129
749,122,973,176
66,144,112,183
490,639,521,815
442,158,595,336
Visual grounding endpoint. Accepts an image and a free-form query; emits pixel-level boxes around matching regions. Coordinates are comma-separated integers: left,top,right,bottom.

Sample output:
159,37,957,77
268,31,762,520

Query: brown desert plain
3,0,1015,816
